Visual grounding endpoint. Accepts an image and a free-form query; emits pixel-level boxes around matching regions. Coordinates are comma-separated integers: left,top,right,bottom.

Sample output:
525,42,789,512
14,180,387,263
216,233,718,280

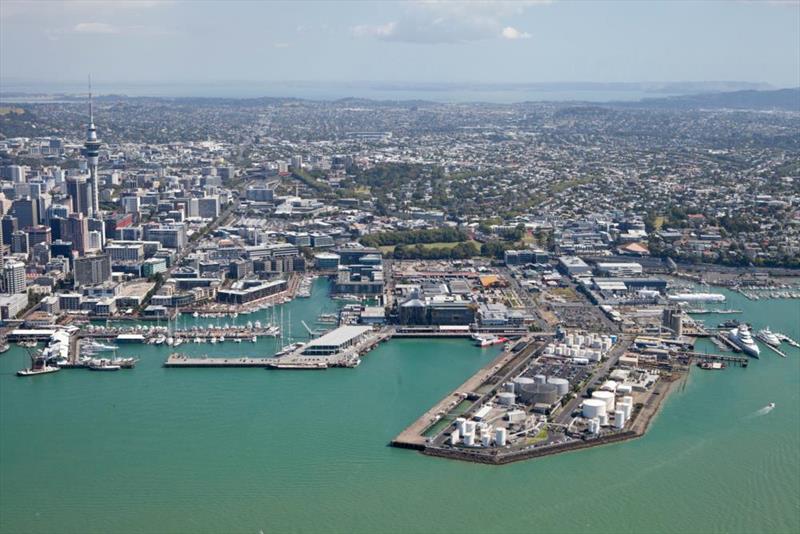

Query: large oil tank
592,390,616,412
533,374,547,384
513,377,535,389
495,427,507,447
547,377,570,396
583,398,606,418
517,382,559,405
497,392,516,406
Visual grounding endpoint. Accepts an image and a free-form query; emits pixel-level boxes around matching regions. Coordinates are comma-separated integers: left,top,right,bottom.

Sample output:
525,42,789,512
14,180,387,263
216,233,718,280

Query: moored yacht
728,324,761,358
756,327,781,347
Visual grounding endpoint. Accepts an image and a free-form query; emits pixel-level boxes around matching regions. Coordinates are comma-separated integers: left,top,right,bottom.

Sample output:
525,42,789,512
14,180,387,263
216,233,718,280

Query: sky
1,0,799,92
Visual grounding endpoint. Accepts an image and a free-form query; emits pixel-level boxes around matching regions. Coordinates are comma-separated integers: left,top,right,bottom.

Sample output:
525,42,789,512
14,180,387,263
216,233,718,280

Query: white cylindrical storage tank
450,429,460,445
614,410,626,429
566,334,575,346
556,345,565,356
623,396,634,406
463,433,475,446
455,417,467,434
465,421,476,435
582,398,607,419
533,374,547,385
547,377,570,396
589,418,600,434
481,433,491,447
497,392,516,406
495,427,507,447
619,402,632,420
617,384,633,395
592,390,616,412
576,334,584,346
545,344,554,354
503,382,515,393
599,412,609,426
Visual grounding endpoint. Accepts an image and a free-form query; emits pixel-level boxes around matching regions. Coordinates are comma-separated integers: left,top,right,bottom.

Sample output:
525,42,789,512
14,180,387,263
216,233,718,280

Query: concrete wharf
391,337,540,450
680,351,750,367
164,329,391,370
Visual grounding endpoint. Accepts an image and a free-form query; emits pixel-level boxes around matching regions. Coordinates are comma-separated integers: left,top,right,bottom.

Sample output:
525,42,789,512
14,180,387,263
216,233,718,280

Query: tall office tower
80,79,102,218
1,216,17,246
7,165,25,183
47,203,70,221
11,198,39,229
66,175,92,216
49,216,66,241
3,260,26,294
26,225,52,248
50,240,73,262
122,196,140,214
31,242,51,266
87,217,106,247
10,231,28,254
65,213,89,255
74,254,111,287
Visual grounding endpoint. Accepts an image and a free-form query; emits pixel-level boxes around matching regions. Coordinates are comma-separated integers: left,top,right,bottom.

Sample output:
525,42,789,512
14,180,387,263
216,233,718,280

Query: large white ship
727,324,760,358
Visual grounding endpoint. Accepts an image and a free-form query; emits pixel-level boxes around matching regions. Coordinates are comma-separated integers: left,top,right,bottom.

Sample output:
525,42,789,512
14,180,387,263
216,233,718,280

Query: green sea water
1,280,798,534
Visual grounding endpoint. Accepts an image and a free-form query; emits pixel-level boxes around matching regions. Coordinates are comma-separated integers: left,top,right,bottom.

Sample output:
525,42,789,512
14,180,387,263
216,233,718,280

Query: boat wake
750,404,775,418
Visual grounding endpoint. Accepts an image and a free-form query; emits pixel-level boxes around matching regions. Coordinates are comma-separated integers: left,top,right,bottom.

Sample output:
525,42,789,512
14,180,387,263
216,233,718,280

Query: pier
164,327,392,370
679,351,750,367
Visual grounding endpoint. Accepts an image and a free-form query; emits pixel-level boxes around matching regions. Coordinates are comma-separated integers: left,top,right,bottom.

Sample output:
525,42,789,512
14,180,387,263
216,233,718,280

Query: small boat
697,361,725,370
251,336,257,343
17,365,60,376
193,311,199,318
88,359,121,371
768,402,776,409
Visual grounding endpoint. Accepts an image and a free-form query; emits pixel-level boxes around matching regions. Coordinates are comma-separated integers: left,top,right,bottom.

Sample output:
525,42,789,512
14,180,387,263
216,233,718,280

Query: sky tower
81,76,101,218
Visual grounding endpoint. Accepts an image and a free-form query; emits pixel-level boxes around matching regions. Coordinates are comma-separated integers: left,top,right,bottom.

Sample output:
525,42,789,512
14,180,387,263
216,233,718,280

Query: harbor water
1,280,798,533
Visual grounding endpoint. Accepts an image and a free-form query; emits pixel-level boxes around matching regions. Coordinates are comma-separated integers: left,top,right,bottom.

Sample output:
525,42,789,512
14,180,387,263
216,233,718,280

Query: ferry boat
727,324,761,358
472,334,509,347
756,327,781,347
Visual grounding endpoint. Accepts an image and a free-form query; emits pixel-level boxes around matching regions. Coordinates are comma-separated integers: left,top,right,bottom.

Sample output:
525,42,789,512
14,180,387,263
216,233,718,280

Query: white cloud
351,22,397,38
351,1,543,44
501,27,531,40
73,22,119,34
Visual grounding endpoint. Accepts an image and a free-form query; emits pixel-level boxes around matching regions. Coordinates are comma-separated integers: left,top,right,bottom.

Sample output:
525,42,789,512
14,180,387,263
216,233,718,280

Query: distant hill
627,88,800,111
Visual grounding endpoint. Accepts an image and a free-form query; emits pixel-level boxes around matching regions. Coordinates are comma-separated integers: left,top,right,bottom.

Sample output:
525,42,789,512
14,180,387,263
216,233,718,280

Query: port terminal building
301,325,373,356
